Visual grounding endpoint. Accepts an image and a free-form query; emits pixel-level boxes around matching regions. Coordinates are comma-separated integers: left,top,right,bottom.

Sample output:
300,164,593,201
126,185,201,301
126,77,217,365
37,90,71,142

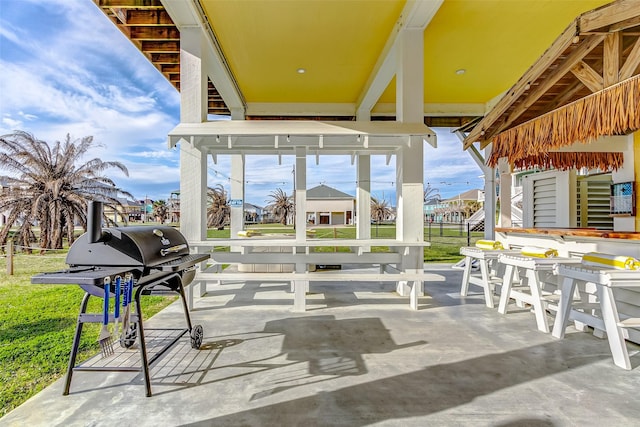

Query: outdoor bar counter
496,227,640,345
495,227,640,259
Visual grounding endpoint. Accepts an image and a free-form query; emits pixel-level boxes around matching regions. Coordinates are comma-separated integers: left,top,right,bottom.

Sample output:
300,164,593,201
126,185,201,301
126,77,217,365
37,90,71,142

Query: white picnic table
189,237,431,311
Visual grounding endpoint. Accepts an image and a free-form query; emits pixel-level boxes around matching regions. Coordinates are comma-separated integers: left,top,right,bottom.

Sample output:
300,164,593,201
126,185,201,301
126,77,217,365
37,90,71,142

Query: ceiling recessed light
297,68,306,74
455,69,466,75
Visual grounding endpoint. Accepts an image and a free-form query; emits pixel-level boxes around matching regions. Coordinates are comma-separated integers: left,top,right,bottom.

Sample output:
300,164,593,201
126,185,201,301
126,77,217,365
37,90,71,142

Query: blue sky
0,0,483,207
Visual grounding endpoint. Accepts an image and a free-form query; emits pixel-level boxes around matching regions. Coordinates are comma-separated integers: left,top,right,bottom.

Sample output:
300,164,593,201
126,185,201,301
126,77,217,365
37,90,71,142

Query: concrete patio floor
2,263,640,426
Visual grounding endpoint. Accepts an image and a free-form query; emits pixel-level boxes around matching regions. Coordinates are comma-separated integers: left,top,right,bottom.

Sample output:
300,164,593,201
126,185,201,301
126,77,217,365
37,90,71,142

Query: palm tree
152,200,169,223
207,185,230,229
371,197,392,237
424,183,441,203
0,131,133,251
265,188,293,225
463,200,482,219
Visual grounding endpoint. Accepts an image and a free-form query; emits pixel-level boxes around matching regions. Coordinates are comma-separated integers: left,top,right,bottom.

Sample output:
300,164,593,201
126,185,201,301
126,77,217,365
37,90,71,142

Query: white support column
179,27,208,124
179,27,208,241
230,155,245,239
498,158,512,228
483,147,496,239
293,147,308,309
395,29,425,303
357,155,371,241
295,147,307,242
180,142,207,241
455,130,495,240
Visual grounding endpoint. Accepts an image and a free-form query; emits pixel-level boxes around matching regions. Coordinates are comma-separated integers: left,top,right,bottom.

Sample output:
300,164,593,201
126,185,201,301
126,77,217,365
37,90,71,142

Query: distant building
306,184,355,226
424,198,445,223
169,190,180,223
430,189,483,223
244,202,263,223
104,198,145,224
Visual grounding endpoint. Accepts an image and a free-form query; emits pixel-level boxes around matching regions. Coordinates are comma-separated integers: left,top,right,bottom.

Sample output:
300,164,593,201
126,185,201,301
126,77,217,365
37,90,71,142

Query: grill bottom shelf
64,274,203,397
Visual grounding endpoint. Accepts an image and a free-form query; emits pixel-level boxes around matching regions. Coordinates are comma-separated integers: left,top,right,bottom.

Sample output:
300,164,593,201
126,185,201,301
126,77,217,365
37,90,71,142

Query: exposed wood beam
571,61,604,92
140,40,179,52
120,9,173,25
580,0,640,32
464,21,578,148
163,0,245,115
603,32,622,86
161,63,180,73
578,0,640,32
542,80,585,112
609,14,640,32
150,53,179,64
620,36,640,80
129,26,179,40
95,0,163,8
481,34,605,148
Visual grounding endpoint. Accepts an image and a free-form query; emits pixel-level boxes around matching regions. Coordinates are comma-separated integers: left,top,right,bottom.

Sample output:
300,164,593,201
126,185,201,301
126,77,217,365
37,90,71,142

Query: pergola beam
620,36,640,80
479,34,605,148
579,0,640,32
355,0,443,118
464,22,578,148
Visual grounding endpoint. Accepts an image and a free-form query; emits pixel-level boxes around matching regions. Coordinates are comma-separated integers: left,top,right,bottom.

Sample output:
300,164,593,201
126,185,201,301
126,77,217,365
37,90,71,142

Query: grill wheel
190,325,203,349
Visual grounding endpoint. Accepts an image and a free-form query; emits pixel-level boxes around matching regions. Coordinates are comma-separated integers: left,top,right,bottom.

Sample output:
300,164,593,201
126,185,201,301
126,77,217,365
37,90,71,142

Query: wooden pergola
463,0,640,170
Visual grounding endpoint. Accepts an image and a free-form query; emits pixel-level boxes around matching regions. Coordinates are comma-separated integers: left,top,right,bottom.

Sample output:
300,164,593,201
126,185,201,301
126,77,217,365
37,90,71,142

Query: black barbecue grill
31,201,210,397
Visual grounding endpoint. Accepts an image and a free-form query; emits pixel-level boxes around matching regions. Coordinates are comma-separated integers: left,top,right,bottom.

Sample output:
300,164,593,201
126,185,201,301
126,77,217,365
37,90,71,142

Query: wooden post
7,240,14,275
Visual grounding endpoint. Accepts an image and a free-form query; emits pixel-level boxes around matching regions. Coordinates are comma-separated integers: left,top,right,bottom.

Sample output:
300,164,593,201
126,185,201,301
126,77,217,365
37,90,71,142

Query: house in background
244,202,263,224
306,184,355,226
104,198,145,224
168,190,181,223
436,189,483,223
423,198,445,223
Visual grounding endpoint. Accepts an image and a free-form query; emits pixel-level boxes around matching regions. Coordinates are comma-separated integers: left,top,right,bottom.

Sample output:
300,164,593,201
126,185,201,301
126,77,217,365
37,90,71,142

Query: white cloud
128,151,177,160
1,116,22,130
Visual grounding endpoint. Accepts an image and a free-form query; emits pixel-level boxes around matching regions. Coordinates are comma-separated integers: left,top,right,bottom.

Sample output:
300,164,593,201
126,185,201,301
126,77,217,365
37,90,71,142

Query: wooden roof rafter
92,0,231,116
464,0,640,151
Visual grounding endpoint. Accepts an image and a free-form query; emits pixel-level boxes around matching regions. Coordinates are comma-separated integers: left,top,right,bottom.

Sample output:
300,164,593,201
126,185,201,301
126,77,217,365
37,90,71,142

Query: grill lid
66,225,190,268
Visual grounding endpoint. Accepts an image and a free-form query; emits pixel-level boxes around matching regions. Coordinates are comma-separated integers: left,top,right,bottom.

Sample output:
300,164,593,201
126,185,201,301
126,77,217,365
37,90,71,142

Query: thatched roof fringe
511,152,624,171
489,74,640,167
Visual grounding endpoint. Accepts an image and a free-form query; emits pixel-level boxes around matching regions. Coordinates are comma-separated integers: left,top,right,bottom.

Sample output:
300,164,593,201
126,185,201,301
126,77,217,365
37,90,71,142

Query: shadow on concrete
179,335,608,427
138,315,425,399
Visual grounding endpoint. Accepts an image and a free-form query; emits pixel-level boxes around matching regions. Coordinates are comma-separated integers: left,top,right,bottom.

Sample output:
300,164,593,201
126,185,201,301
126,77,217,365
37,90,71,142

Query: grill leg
64,292,91,395
134,286,152,397
176,278,193,332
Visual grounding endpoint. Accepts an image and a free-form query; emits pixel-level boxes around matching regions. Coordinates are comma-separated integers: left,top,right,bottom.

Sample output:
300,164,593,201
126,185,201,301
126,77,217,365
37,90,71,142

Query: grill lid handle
160,244,188,256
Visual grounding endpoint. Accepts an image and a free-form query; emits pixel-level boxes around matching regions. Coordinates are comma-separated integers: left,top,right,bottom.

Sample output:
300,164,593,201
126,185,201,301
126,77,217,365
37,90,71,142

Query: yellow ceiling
203,0,612,109
202,0,405,103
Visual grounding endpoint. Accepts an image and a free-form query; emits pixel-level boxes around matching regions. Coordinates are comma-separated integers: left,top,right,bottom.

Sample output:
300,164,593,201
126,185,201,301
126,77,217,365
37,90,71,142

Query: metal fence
424,220,485,247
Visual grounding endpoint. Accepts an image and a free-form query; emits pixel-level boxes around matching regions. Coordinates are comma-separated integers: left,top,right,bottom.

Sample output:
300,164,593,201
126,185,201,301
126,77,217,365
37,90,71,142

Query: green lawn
211,224,481,263
0,253,176,417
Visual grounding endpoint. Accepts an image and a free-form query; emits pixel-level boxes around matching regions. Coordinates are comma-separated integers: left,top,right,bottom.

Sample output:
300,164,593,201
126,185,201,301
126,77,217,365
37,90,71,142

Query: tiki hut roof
464,0,640,170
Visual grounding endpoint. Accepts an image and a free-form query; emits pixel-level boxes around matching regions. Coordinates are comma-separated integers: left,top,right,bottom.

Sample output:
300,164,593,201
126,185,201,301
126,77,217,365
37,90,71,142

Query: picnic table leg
552,276,577,339
479,259,494,308
527,269,550,333
409,280,421,310
293,279,307,312
460,255,472,296
498,264,515,314
597,285,631,370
